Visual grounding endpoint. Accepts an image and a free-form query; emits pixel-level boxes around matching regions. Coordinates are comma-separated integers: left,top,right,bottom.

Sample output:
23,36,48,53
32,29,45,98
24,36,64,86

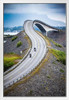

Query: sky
4,4,66,27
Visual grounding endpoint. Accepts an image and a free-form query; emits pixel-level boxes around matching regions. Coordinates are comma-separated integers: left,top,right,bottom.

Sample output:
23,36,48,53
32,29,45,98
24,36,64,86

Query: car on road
34,47,36,51
29,54,32,58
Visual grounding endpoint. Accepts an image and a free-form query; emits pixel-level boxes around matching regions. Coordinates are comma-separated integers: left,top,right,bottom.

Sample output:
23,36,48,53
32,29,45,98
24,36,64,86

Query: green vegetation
16,41,22,47
11,36,18,41
4,54,22,71
50,39,62,47
54,43,62,47
49,49,66,65
45,36,62,47
8,52,15,54
47,75,50,78
60,69,64,73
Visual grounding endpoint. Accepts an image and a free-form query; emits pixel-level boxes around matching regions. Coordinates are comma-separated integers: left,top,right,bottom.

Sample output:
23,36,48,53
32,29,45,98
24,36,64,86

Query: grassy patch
24,35,29,40
8,52,15,54
16,41,22,47
54,43,62,47
4,54,22,71
60,69,64,73
11,36,18,41
49,49,66,65
45,36,62,48
51,39,62,47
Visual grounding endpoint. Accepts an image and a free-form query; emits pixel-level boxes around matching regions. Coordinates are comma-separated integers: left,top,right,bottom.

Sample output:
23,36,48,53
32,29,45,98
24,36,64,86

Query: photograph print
4,3,66,96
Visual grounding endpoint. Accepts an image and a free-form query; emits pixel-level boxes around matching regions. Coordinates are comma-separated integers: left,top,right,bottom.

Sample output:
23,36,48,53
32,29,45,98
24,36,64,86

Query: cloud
4,4,65,14
4,4,66,24
4,4,46,14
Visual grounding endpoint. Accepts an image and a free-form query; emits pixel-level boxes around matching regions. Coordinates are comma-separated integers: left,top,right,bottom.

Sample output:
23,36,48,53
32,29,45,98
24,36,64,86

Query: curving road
4,20,46,88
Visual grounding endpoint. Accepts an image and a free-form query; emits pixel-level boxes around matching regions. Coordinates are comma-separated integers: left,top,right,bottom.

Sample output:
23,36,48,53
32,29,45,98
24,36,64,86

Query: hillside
4,30,66,96
4,31,31,71
4,31,29,55
47,30,66,47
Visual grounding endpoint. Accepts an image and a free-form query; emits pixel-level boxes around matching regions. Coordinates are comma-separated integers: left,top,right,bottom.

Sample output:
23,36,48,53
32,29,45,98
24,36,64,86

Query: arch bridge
33,20,59,36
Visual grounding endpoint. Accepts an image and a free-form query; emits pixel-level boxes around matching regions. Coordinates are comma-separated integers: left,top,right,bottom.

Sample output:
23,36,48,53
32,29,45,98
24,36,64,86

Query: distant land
4,17,66,33
4,25,66,34
4,26,23,32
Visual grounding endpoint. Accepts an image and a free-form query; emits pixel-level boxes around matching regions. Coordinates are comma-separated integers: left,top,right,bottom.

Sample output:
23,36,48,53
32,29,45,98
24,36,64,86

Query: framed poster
0,0,69,100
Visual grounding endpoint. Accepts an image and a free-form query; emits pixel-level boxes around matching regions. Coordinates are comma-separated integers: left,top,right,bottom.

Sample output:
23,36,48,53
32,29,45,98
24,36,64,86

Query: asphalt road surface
4,20,46,88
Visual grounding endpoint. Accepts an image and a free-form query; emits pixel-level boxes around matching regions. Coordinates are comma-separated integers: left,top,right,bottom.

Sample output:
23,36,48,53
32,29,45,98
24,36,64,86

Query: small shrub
60,69,64,73
8,52,15,54
55,43,62,47
11,36,18,41
16,41,22,47
49,49,66,65
47,75,50,78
